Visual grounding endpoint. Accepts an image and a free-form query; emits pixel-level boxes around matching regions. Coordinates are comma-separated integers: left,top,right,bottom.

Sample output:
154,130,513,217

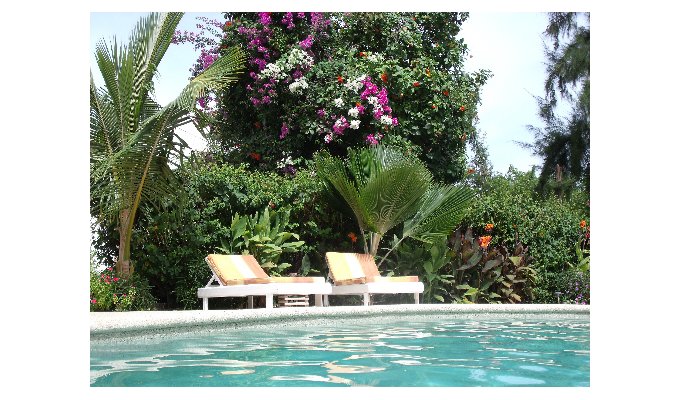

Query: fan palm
315,145,474,268
90,12,245,276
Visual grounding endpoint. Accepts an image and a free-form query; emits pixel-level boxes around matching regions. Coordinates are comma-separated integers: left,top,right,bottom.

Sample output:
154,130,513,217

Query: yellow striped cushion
206,254,269,286
326,252,367,282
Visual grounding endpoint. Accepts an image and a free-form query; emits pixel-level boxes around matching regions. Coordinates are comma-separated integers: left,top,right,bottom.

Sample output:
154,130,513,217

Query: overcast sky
90,11,555,174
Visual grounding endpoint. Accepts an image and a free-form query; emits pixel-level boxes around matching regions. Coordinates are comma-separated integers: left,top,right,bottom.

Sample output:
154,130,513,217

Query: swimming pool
90,305,589,387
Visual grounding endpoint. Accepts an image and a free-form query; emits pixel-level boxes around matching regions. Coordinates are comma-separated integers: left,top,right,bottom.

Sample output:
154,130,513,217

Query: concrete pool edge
91,304,589,339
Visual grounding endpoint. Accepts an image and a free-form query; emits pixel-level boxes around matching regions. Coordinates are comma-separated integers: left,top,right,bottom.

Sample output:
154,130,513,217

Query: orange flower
479,236,492,249
249,152,261,161
337,75,344,83
359,51,367,57
459,105,466,112
425,68,431,77
442,90,449,96
580,220,586,228
431,104,437,109
484,223,494,231
225,21,233,28
467,168,475,174
413,81,420,87
348,232,358,243
381,72,388,83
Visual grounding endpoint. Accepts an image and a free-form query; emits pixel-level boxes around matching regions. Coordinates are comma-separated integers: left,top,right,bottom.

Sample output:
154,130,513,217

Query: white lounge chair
197,254,331,310
324,252,424,306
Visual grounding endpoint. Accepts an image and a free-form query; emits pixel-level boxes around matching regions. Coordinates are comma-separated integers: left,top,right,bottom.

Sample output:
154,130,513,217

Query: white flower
367,96,379,107
367,53,383,62
380,115,393,125
289,77,308,94
349,120,361,130
334,98,344,108
348,107,359,118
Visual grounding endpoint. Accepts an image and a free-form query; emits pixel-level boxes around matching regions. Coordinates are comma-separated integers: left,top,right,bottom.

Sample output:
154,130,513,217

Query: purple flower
250,97,261,106
262,96,272,104
292,69,303,79
366,133,383,145
297,12,306,19
282,12,295,29
258,12,272,26
317,109,326,118
377,88,389,106
280,122,290,139
299,35,314,50
392,117,399,126
356,104,365,114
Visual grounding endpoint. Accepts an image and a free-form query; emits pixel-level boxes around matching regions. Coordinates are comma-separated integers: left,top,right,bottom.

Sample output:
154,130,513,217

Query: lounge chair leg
363,293,370,306
203,297,209,310
265,294,273,309
323,295,330,307
247,296,254,309
314,294,322,307
414,293,420,304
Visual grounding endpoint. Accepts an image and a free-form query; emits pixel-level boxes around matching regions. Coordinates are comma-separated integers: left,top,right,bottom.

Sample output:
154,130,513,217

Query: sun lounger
197,254,332,310
324,252,424,306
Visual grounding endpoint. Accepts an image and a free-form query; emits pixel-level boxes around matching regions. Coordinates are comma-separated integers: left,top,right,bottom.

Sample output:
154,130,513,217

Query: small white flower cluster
367,96,379,108
334,98,344,108
289,77,309,94
349,120,361,130
276,154,293,169
259,62,287,81
258,49,315,84
285,48,314,69
380,115,393,125
348,107,360,118
367,53,384,63
344,74,366,93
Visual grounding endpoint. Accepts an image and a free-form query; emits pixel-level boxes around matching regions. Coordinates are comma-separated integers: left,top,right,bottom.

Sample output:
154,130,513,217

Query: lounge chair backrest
206,254,269,285
326,252,381,284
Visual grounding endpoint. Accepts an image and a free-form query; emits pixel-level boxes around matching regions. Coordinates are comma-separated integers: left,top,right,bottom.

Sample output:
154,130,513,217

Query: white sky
90,11,550,174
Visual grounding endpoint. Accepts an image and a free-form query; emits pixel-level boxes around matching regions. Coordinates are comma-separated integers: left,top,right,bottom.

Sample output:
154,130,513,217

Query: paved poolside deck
91,304,589,339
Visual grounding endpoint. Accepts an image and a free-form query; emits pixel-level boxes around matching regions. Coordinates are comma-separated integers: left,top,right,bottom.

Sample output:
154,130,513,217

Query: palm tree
315,145,474,268
90,12,245,277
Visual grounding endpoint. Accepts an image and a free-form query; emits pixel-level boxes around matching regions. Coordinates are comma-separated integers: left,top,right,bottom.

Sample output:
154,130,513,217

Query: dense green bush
461,168,589,302
92,159,357,309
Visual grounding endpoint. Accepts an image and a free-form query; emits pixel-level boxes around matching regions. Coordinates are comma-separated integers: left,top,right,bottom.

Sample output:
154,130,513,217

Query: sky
90,11,550,174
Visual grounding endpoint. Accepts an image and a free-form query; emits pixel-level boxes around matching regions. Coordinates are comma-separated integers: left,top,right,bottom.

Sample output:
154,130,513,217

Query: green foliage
217,207,306,276
91,160,345,309
90,262,157,311
315,145,474,266
449,228,537,304
534,268,589,304
461,168,589,302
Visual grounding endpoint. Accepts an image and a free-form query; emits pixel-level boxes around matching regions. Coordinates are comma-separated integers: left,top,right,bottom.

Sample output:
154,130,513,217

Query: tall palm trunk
117,208,132,277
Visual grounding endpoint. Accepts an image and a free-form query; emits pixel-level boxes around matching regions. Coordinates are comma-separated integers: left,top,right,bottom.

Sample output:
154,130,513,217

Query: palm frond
404,184,475,242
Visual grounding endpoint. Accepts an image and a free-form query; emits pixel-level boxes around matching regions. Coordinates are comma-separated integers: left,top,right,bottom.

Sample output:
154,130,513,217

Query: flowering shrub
174,12,490,182
90,264,156,311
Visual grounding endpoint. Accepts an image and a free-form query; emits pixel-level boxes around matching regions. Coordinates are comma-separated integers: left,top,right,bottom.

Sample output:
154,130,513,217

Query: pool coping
91,304,589,339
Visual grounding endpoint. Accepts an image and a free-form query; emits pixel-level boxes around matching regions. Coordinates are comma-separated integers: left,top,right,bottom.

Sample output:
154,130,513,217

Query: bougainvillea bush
174,12,490,183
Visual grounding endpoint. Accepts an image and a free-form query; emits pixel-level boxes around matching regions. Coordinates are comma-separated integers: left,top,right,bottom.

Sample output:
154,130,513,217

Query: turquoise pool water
90,314,589,387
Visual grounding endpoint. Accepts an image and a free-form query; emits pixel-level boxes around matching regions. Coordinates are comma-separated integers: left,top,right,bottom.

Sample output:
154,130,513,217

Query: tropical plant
315,145,474,268
450,228,537,304
90,12,246,277
90,258,156,312
217,207,305,276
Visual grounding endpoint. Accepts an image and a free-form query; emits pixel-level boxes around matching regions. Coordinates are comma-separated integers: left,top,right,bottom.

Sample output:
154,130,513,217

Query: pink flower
299,35,314,50
280,122,290,139
113,277,119,282
91,299,97,304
